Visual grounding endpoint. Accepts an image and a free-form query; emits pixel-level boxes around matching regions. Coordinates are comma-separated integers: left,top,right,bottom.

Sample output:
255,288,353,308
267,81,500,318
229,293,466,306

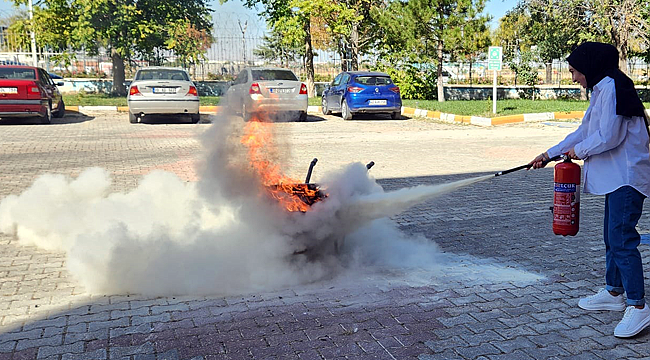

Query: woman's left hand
567,148,580,160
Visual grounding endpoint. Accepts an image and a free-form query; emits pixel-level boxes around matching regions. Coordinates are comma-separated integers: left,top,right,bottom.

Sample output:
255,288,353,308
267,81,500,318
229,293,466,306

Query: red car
0,65,65,123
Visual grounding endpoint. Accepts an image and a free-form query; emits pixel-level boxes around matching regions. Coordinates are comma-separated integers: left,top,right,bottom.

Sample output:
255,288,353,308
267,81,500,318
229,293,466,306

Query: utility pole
238,20,248,65
28,0,37,67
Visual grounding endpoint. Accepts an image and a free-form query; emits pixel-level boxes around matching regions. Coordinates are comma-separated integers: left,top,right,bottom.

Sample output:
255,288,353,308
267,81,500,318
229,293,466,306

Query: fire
240,114,322,212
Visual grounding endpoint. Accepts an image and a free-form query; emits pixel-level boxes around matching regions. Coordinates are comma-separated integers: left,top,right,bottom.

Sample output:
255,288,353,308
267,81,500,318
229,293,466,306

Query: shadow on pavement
0,111,95,125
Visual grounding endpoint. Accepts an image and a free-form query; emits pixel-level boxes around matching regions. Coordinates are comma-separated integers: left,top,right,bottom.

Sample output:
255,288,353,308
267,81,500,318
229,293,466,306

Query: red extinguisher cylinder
553,157,581,236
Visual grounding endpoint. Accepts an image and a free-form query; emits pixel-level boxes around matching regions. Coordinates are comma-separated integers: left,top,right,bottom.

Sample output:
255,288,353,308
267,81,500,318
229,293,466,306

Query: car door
36,68,56,109
330,73,347,111
39,69,62,110
325,73,342,110
227,69,248,111
335,73,351,108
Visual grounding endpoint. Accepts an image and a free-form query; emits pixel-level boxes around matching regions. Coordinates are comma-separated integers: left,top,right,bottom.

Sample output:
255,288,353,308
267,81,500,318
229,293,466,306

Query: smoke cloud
0,111,542,296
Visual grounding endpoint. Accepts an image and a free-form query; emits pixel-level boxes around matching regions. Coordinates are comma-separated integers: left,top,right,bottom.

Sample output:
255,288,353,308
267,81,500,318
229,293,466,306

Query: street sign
488,46,502,71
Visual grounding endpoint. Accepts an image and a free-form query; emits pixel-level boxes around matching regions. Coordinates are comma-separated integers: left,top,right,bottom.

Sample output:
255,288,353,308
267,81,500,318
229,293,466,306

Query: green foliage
375,62,437,100
508,49,541,99
164,19,213,68
254,27,304,65
7,0,213,95
374,0,491,101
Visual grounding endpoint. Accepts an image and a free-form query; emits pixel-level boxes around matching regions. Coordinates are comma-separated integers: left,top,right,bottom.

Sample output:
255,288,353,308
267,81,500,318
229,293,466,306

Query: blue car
321,71,402,120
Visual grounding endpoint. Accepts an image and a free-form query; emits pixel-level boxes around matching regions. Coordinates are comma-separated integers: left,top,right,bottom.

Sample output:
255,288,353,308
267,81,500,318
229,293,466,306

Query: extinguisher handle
494,154,563,177
543,154,562,166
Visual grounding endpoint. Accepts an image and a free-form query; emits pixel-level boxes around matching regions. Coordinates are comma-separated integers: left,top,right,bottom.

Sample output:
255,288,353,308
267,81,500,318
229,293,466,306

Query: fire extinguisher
553,154,581,236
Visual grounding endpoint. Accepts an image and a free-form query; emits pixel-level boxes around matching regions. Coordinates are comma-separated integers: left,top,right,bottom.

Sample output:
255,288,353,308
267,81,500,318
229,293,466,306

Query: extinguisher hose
494,155,562,177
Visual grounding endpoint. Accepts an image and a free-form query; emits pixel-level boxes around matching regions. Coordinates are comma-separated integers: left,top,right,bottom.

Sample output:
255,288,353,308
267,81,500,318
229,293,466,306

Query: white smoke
0,112,541,296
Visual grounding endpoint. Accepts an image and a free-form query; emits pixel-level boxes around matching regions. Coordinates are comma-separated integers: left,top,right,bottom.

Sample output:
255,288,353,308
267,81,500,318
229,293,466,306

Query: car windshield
251,70,298,81
354,76,393,85
0,68,36,80
136,70,189,81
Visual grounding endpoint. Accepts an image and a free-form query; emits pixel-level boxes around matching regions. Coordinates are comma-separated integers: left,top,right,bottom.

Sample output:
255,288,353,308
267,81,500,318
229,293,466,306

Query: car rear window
354,76,393,85
251,70,298,81
0,68,36,80
136,70,189,81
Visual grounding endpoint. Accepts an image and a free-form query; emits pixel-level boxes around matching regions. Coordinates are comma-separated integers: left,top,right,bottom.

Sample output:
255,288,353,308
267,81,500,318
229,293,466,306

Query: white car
226,67,308,121
127,67,200,123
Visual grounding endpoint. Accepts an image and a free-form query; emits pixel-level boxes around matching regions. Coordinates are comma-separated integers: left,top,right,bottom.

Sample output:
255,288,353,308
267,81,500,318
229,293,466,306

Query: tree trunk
350,23,359,71
303,18,315,98
437,39,444,102
111,49,126,96
545,62,552,84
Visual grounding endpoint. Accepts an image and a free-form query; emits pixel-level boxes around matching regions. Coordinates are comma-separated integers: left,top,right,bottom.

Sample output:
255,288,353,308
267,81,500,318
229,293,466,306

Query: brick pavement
0,112,649,359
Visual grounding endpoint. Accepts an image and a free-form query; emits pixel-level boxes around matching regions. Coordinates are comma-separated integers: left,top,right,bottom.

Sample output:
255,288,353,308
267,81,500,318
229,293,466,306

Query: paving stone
0,115,647,360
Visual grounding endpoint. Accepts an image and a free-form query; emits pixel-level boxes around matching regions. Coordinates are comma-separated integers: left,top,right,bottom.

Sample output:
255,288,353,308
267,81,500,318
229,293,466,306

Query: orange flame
241,114,321,212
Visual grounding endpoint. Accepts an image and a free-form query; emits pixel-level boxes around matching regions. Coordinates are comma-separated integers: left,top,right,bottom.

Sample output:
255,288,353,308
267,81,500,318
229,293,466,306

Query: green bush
378,65,437,100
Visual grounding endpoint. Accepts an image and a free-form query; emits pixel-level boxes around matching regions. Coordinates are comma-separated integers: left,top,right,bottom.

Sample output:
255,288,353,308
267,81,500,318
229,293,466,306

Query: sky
0,0,519,29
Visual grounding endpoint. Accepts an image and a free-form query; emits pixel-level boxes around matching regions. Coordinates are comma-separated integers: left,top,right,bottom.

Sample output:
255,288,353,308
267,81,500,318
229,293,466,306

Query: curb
64,105,587,126
306,105,586,126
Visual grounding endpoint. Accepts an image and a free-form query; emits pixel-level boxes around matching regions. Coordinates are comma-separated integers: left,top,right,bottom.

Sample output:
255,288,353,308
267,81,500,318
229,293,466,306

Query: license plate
270,88,292,94
153,87,177,94
369,99,387,105
0,87,18,94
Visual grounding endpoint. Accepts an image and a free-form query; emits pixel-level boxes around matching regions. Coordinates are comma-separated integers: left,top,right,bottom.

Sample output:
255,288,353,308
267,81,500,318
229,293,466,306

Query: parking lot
1,111,650,360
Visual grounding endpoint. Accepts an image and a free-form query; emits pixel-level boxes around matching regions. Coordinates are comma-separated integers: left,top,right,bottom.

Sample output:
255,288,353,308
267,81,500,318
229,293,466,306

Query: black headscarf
566,42,645,118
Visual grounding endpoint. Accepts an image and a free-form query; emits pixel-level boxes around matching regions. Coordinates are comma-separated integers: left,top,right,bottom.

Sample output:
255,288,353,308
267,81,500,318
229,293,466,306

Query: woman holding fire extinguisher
529,42,650,338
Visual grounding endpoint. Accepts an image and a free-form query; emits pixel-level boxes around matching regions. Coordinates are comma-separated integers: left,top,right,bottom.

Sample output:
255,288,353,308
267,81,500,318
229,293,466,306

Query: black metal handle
305,158,318,183
494,155,561,177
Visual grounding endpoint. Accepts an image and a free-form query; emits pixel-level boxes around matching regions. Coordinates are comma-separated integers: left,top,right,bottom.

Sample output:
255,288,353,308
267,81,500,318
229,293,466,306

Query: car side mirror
56,82,64,86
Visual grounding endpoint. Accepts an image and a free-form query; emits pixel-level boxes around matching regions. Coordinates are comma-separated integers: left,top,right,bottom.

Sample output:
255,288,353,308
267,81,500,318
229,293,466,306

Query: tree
492,4,531,65
375,0,490,101
253,29,303,67
525,0,650,74
9,0,213,95
508,48,541,100
450,4,491,84
165,19,213,73
236,0,317,97
523,0,579,84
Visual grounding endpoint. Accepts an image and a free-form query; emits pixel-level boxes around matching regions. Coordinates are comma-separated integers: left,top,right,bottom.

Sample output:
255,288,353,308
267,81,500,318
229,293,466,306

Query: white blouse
547,76,650,197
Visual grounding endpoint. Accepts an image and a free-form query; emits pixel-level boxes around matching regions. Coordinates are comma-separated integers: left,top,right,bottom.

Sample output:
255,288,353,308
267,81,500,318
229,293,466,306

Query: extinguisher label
554,183,577,192
554,182,580,226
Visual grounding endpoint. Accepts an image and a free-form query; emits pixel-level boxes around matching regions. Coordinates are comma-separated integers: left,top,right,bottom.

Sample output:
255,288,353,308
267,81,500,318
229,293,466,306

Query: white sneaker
614,304,650,338
578,288,626,311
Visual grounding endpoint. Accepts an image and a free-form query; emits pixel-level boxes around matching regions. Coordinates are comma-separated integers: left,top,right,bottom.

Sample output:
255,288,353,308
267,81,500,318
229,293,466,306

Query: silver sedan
127,67,200,123
226,67,308,122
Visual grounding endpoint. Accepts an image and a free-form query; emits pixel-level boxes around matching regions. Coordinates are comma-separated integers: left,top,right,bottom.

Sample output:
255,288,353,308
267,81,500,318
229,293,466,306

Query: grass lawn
401,99,592,117
62,93,221,106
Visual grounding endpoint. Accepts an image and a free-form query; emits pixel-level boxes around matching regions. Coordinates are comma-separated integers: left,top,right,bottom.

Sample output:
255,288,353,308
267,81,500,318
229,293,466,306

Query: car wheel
321,97,331,115
298,111,307,122
54,100,65,118
391,111,401,120
341,99,353,120
191,113,200,124
42,102,52,124
128,111,138,123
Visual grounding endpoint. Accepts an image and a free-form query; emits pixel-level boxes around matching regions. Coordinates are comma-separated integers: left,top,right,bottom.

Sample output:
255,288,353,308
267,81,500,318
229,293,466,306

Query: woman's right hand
529,152,550,169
